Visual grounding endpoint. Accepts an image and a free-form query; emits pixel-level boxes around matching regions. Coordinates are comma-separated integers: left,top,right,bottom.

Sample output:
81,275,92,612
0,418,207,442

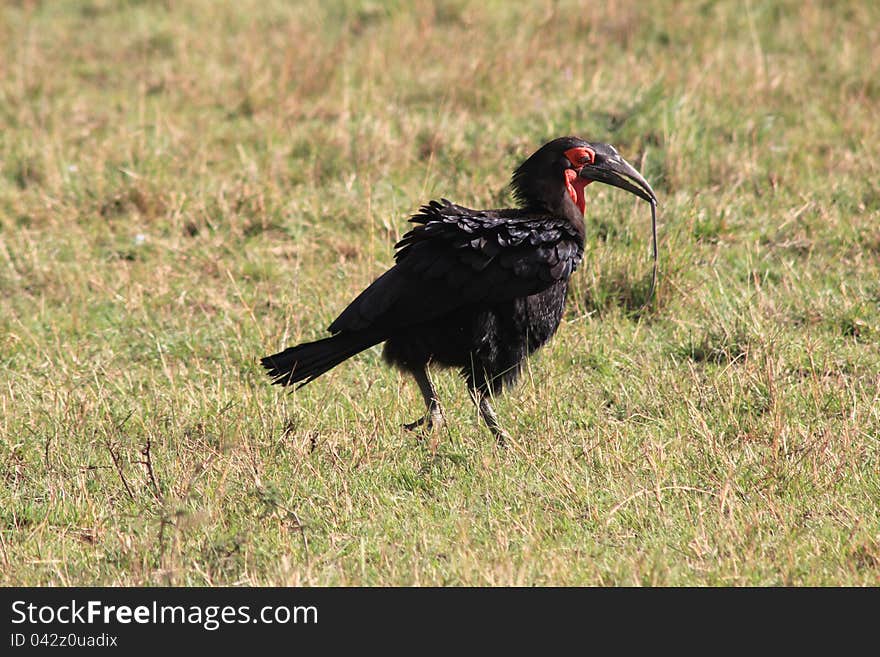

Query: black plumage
262,137,656,442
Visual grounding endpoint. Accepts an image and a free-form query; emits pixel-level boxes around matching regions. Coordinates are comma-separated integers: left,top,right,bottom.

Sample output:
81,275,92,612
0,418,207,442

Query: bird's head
511,136,656,216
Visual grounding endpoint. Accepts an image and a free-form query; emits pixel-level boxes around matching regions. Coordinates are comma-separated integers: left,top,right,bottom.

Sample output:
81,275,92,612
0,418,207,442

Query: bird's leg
403,366,445,432
469,387,511,446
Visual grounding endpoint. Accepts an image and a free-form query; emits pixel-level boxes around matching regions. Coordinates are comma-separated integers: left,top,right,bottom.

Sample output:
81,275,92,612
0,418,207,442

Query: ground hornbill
262,137,656,443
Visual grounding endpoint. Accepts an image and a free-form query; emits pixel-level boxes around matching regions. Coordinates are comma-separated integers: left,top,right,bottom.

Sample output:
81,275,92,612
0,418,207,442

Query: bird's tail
261,331,383,388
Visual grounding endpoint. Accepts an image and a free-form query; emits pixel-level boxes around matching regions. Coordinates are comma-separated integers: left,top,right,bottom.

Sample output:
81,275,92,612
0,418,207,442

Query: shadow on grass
582,269,664,321
676,323,752,365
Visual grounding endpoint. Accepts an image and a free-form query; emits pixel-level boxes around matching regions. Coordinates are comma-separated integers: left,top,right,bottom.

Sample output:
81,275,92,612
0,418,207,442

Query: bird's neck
562,201,587,243
541,189,587,243
511,178,587,242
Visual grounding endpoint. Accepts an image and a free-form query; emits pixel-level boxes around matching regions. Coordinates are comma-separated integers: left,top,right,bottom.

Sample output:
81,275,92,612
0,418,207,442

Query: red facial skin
564,169,590,215
563,146,595,215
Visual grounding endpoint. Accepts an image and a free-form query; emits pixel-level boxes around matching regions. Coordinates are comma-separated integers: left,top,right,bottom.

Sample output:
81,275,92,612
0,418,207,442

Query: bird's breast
519,279,570,353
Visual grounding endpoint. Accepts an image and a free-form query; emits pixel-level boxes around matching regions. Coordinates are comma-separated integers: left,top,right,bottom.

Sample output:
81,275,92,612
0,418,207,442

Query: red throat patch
564,168,590,215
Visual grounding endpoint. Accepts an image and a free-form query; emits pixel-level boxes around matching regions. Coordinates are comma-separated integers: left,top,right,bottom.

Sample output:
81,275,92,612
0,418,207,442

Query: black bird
262,137,656,442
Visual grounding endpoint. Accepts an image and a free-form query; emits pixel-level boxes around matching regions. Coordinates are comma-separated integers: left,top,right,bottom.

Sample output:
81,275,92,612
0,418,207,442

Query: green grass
1,0,878,585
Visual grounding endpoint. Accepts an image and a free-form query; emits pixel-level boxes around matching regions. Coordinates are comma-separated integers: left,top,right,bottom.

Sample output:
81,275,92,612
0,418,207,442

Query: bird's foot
403,416,428,432
470,391,510,446
403,411,445,433
491,428,511,447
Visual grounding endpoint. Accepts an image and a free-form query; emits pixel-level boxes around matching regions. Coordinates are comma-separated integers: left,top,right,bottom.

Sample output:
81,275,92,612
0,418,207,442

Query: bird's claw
492,429,511,447
403,412,445,433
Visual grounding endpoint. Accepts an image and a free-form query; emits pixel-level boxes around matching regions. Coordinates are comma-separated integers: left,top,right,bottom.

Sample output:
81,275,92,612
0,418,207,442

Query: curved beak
579,151,656,203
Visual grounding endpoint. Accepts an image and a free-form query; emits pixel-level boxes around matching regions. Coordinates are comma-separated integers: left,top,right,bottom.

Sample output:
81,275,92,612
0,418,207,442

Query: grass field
1,0,878,585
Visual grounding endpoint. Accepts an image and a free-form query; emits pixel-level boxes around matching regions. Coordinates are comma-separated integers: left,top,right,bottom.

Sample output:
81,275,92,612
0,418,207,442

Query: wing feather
328,199,583,334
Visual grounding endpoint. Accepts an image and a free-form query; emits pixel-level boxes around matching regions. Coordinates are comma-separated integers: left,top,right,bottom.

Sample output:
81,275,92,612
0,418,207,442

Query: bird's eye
564,147,595,168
